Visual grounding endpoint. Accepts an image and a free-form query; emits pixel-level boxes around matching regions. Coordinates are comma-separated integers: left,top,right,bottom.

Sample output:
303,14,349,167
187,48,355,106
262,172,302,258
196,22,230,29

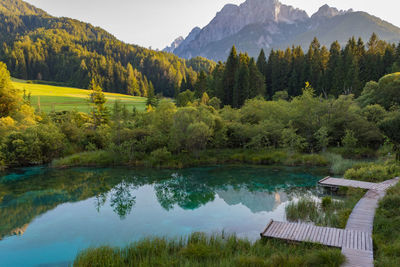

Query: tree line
185,34,400,107
1,60,400,170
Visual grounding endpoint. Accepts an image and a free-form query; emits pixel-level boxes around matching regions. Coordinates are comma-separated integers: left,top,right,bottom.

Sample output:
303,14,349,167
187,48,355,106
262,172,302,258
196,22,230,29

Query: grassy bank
52,149,331,169
74,232,344,267
52,149,376,176
374,182,400,266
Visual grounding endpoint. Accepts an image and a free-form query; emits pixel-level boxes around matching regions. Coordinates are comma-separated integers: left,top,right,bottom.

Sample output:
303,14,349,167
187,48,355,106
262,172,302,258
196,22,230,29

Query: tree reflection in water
155,173,215,210
0,166,326,239
110,180,137,219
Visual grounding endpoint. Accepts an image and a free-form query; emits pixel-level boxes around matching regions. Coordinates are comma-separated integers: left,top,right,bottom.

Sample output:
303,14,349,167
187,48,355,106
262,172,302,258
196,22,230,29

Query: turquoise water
0,165,327,267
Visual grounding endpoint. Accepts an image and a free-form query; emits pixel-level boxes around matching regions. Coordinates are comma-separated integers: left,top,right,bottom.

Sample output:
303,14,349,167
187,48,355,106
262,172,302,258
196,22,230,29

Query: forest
187,34,400,108
0,0,214,97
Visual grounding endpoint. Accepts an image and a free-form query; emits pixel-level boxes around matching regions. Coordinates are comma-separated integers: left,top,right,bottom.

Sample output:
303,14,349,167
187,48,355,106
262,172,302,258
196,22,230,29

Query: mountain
0,0,214,97
167,0,400,61
163,36,184,53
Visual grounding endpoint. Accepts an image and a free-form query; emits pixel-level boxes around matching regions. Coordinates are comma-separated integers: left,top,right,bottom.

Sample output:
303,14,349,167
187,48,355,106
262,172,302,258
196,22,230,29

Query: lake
0,165,328,266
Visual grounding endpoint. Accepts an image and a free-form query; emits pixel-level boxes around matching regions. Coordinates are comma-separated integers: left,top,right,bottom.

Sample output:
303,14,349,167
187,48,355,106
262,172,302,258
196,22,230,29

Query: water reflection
0,166,327,241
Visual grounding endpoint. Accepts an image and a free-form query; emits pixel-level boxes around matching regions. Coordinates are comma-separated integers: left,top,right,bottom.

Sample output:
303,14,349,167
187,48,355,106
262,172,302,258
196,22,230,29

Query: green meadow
12,79,147,113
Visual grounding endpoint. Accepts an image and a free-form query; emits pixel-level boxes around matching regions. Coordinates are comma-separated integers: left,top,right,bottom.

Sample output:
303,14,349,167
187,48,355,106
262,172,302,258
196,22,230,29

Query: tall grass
285,188,365,228
52,151,118,168
323,153,360,175
74,232,344,267
374,183,400,266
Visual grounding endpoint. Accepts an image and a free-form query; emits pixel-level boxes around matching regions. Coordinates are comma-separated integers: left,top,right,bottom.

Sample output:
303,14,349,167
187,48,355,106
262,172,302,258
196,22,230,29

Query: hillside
12,79,146,113
0,0,214,97
167,0,400,60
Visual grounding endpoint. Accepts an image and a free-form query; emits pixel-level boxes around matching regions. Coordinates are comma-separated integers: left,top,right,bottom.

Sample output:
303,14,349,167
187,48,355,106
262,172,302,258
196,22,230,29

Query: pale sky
25,0,400,50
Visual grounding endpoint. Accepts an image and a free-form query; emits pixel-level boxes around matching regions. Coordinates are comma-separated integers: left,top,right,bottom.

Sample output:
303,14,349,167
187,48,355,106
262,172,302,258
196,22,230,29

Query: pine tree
194,71,208,98
222,46,239,105
146,82,158,108
326,41,343,96
89,79,109,127
248,58,265,98
126,63,140,96
256,49,268,94
233,53,250,108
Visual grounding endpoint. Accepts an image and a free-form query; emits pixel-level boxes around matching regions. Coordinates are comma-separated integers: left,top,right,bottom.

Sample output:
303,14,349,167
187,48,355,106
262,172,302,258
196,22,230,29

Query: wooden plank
283,223,294,239
269,222,279,237
290,223,301,240
287,223,297,239
261,220,274,236
301,224,311,242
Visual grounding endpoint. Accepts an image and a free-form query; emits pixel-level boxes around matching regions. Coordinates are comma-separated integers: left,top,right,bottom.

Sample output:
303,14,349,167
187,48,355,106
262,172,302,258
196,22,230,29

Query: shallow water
0,165,328,267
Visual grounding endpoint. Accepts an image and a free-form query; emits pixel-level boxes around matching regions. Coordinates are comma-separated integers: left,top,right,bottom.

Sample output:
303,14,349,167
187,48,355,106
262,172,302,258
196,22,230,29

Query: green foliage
286,188,365,228
379,111,400,160
321,196,332,209
344,162,400,182
52,150,116,168
2,123,66,166
149,147,172,167
0,0,207,97
0,62,20,117
323,153,360,175
176,90,196,107
359,73,400,110
272,91,289,101
73,232,344,267
374,183,400,266
342,130,358,152
89,79,109,127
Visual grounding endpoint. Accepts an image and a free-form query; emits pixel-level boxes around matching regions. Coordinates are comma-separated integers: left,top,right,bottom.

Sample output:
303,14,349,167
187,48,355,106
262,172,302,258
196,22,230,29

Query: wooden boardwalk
261,221,373,251
261,177,399,267
318,177,394,191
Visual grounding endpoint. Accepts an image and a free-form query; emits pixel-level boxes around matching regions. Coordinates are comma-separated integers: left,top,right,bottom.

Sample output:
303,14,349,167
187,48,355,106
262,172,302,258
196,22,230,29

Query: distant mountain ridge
165,0,400,60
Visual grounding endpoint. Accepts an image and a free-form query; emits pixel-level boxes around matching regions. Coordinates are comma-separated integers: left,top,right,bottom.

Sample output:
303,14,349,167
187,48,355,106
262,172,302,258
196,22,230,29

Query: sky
25,0,400,50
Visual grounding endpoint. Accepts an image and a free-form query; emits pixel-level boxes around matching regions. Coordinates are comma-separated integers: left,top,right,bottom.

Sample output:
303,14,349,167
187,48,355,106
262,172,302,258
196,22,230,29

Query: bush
321,197,332,209
344,162,400,182
149,147,173,166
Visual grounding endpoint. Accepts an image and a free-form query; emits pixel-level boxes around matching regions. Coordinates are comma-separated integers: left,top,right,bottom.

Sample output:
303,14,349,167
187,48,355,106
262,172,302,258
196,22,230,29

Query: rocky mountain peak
184,0,308,50
163,36,184,53
311,4,352,19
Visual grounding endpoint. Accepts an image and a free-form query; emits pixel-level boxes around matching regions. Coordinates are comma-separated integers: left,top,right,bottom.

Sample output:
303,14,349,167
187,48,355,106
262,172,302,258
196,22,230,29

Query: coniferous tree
325,41,343,96
89,79,109,127
248,58,265,98
194,71,208,98
222,46,239,106
126,63,140,96
146,82,158,108
256,49,268,95
233,53,250,108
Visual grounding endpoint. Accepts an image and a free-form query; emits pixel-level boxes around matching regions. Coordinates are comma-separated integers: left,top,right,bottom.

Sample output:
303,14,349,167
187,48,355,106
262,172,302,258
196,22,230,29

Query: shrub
344,162,400,182
149,147,173,166
321,197,332,209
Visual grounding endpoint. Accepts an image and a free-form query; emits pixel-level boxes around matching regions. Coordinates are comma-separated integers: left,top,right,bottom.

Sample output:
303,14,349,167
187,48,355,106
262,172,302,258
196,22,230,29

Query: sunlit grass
11,80,146,113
